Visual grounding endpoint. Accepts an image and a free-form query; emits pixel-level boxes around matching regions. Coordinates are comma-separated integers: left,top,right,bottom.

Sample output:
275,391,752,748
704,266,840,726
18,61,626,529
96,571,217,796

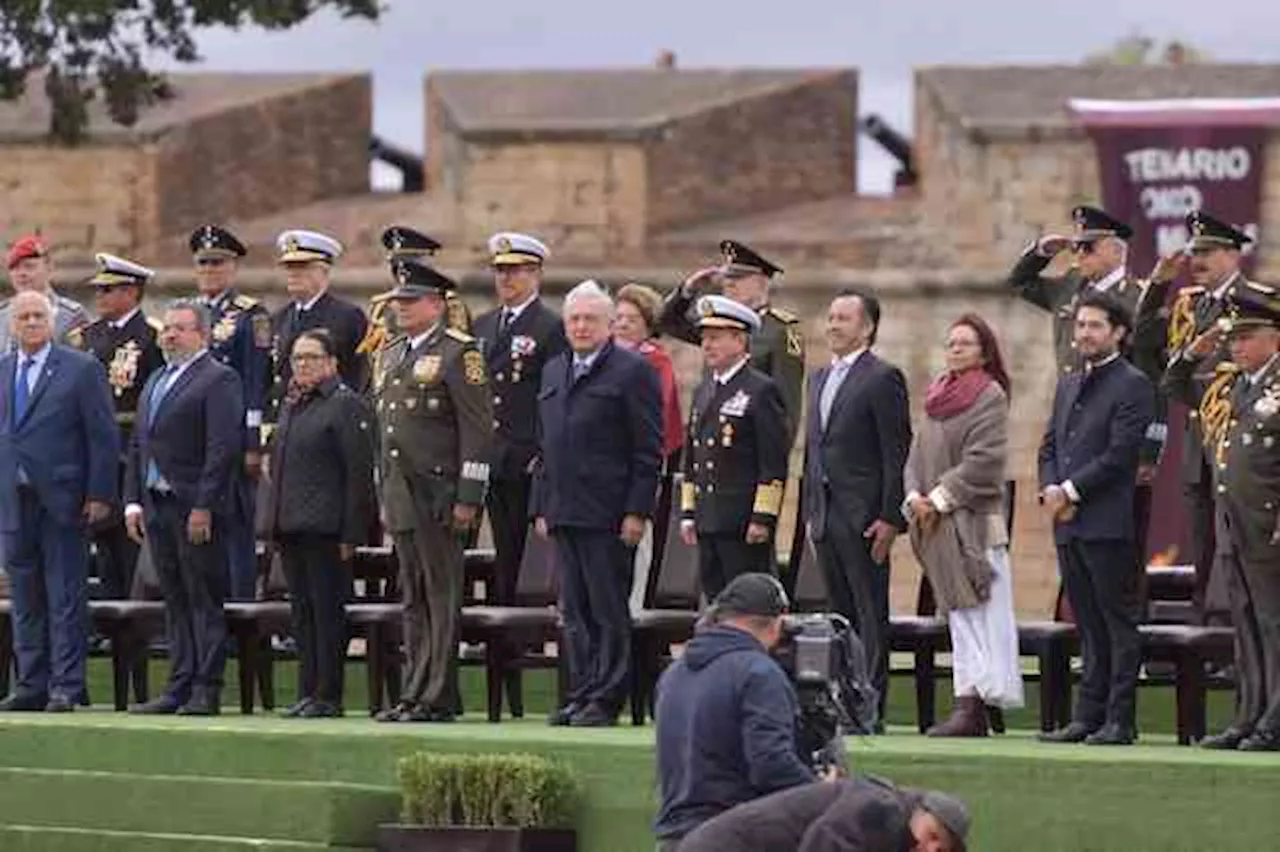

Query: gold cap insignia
389,232,404,251
698,299,716,317
496,236,512,253
284,236,300,253
1192,217,1205,236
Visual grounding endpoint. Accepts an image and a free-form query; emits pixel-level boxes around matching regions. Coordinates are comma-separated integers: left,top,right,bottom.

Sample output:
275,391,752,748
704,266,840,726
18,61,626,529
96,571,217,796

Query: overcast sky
169,0,1280,193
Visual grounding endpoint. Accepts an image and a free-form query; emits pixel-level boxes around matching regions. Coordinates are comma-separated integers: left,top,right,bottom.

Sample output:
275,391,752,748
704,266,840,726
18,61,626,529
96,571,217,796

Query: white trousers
948,545,1025,708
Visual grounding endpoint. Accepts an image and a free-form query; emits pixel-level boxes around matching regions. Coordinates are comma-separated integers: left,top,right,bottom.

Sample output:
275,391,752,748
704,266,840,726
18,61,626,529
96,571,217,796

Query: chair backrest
653,475,701,610
1003,478,1017,542
643,472,677,606
792,532,830,613
514,527,559,607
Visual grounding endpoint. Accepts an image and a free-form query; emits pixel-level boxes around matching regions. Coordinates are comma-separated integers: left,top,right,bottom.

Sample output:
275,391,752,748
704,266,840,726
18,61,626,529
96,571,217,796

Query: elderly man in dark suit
803,288,912,727
0,291,118,712
1039,291,1155,746
533,280,661,728
124,299,244,716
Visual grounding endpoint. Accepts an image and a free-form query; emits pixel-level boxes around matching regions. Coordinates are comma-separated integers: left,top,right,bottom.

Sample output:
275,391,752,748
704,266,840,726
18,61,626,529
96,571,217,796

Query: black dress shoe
1085,723,1136,746
176,696,220,716
1201,727,1250,750
425,707,456,723
129,696,183,715
1238,729,1280,752
1038,721,1097,743
44,695,76,713
299,701,343,719
279,697,315,718
547,703,581,727
570,704,618,728
375,702,413,723
0,692,49,712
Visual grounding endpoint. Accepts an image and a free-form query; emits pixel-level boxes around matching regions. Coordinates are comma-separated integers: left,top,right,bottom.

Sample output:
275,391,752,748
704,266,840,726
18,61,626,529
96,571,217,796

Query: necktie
573,357,590,381
498,308,513,338
819,361,850,429
145,365,178,489
13,357,33,424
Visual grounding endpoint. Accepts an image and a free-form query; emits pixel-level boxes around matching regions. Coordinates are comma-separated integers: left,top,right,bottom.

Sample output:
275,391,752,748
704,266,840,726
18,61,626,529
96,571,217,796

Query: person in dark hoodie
676,774,970,852
653,573,815,849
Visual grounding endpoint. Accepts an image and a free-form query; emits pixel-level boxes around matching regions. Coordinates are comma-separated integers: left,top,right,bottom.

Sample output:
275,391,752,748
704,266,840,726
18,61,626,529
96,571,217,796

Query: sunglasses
1071,241,1097,255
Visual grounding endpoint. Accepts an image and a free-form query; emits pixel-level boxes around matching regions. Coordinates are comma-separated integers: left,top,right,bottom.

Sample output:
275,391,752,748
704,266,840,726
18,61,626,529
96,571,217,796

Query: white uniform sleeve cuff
125,503,143,518
1062,480,1081,503
927,485,955,514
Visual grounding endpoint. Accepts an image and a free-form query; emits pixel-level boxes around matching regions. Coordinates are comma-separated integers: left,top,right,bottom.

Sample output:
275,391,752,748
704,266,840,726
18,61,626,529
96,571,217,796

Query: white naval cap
696,294,761,333
90,252,154,287
276,229,343,264
488,231,549,266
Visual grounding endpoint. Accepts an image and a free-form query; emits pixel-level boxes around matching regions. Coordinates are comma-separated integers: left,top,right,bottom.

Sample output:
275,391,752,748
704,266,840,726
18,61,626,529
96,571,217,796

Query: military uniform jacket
375,325,494,533
1163,273,1246,486
472,298,567,480
269,292,369,424
1218,355,1280,564
658,287,805,445
680,363,788,535
0,291,90,353
77,308,165,454
1008,249,1167,462
358,290,473,375
205,290,271,450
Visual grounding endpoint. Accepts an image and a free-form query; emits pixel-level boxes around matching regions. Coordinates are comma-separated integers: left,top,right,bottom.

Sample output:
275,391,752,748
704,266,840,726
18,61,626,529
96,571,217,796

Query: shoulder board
765,305,799,323
232,294,259,310
146,316,164,333
445,327,475,343
1244,279,1276,296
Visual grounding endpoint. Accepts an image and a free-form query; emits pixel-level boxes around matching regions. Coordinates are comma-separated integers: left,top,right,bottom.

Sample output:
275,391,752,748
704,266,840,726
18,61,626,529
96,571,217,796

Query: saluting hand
1037,234,1071,257
681,266,721,296
1151,253,1186,284
1187,326,1222,359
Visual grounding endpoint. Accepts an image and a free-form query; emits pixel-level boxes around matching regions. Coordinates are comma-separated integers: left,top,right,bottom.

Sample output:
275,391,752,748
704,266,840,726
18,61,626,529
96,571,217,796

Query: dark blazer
1038,355,1155,544
532,341,662,531
269,292,368,418
124,353,244,515
474,298,567,480
260,376,376,543
0,345,118,531
803,352,911,541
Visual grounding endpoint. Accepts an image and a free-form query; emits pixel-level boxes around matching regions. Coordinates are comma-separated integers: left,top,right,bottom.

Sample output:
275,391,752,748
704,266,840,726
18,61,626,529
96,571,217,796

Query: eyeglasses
1071,241,1096,255
289,353,329,365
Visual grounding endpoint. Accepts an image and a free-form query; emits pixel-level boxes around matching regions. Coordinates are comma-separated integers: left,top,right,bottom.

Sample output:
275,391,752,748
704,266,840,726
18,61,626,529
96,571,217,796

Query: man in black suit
680,295,789,598
1038,292,1155,746
124,299,244,716
532,280,661,727
77,254,165,602
473,232,566,695
267,230,368,429
803,288,911,725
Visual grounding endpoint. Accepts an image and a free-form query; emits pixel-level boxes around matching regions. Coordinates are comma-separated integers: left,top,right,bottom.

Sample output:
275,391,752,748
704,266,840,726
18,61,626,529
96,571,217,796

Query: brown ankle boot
926,695,989,737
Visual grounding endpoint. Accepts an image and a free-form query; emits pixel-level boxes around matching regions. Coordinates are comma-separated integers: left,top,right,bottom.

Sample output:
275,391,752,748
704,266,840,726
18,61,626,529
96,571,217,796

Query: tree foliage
1083,33,1210,67
0,1,382,144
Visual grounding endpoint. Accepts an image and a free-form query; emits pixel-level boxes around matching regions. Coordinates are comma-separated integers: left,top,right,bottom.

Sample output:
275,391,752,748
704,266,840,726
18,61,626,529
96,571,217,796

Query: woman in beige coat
904,313,1024,736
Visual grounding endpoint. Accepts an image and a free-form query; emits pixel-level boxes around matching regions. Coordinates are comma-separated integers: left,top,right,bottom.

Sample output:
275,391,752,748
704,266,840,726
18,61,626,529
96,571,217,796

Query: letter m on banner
1066,97,1280,572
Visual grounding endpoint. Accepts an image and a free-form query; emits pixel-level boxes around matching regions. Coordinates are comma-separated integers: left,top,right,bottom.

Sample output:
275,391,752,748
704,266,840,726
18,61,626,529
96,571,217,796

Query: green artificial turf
0,826,368,852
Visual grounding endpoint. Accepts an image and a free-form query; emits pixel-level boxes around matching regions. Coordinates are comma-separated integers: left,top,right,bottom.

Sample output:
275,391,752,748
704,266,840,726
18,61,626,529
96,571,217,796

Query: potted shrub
378,753,579,852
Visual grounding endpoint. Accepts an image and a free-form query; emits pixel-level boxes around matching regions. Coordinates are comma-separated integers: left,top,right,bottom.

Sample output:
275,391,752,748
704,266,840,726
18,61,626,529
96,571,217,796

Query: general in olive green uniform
679,296,789,599
374,259,493,723
357,226,472,380
1164,282,1280,751
74,253,165,601
1008,205,1168,465
658,240,805,446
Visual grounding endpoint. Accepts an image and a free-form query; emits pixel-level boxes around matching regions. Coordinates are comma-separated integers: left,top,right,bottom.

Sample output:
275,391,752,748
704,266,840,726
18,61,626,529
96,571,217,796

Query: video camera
772,613,880,772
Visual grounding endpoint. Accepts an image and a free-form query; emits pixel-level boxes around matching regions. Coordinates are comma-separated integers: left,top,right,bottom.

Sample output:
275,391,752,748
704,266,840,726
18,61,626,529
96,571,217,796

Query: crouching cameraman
653,573,816,850
678,775,970,852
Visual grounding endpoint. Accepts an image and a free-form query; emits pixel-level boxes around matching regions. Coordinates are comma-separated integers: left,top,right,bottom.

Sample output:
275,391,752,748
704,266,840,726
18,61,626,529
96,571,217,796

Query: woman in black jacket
262,329,376,718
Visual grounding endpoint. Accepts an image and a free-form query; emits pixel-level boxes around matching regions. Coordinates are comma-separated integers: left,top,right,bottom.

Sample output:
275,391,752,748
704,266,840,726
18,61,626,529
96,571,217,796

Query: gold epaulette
66,326,85,350
445,327,475,343
765,305,799,324
146,316,164,333
356,325,387,356
232,294,259,310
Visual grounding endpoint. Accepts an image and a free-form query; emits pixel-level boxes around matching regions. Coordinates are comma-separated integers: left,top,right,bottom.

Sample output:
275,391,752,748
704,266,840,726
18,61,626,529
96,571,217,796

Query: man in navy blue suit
1038,291,1155,746
0,291,118,712
533,280,662,727
124,299,244,716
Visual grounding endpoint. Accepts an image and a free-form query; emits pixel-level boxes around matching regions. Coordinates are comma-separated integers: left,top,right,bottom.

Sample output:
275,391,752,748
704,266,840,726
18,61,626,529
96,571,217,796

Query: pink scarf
924,368,992,420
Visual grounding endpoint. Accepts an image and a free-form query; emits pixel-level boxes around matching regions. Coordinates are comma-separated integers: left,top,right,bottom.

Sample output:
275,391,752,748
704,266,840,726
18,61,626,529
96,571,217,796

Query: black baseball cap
710,573,790,617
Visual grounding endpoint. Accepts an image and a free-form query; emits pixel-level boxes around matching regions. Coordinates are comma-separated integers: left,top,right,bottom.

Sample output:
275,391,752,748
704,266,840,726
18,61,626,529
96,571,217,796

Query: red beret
6,235,48,269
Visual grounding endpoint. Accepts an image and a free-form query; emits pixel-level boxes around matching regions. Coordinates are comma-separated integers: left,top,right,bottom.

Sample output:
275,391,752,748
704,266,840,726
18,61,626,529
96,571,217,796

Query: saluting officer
1009,205,1170,469
76,253,165,601
472,233,567,609
1161,211,1254,622
679,295,789,599
357,227,472,378
658,240,805,445
374,259,493,723
190,224,272,600
1164,283,1280,751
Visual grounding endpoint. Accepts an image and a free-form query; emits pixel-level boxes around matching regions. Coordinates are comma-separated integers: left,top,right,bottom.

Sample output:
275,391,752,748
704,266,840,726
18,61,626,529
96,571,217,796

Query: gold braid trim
1167,291,1197,357
1199,364,1239,456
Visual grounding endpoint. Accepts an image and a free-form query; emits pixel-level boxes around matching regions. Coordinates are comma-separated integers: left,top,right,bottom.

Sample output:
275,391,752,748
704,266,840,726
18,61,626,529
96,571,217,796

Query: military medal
108,341,142,397
721,422,734,447
213,314,237,343
1254,393,1278,419
413,355,442,384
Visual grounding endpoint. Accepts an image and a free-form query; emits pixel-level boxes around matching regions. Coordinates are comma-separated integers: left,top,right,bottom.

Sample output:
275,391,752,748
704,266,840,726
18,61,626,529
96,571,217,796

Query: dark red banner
1069,99,1277,564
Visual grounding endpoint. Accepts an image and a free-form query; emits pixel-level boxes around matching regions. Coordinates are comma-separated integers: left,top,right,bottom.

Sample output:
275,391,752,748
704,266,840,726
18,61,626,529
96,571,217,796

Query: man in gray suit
0,235,90,352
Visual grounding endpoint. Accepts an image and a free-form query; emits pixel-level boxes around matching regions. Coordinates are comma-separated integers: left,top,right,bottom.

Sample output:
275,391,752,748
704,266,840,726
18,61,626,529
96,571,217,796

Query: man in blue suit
0,291,118,712
124,299,244,716
532,280,662,727
1038,291,1155,746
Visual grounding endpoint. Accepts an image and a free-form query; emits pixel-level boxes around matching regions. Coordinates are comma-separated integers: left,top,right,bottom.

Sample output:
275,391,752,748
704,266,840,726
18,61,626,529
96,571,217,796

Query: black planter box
378,825,577,852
